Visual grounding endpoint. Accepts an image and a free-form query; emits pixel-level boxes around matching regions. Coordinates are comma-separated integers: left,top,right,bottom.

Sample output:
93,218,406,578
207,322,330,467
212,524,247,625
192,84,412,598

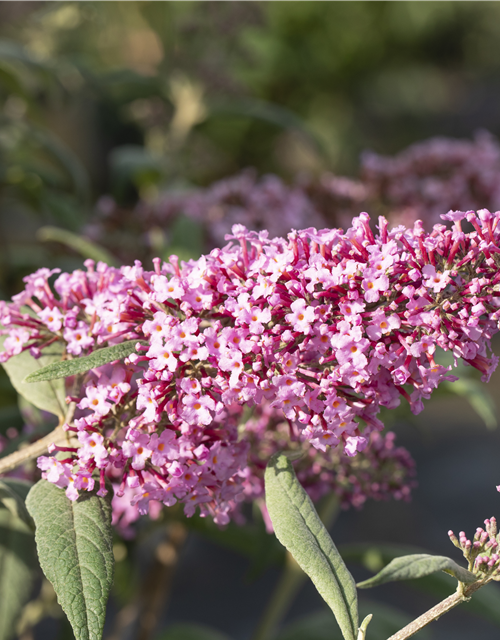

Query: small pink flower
122,430,152,470
78,386,111,417
285,299,316,334
39,306,64,332
422,265,450,292
64,321,94,355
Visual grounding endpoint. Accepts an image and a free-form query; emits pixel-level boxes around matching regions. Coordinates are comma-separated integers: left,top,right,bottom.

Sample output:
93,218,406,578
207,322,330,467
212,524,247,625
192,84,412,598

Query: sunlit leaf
24,340,145,383
341,542,500,626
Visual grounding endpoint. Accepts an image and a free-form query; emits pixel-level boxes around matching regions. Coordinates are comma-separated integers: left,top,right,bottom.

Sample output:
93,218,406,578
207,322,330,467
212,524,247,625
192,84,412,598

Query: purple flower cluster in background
244,403,416,512
2,209,500,529
87,131,500,261
362,130,500,228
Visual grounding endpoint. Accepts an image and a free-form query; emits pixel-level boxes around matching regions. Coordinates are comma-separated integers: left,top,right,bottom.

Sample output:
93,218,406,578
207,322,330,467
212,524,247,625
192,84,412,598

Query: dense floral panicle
2,209,500,525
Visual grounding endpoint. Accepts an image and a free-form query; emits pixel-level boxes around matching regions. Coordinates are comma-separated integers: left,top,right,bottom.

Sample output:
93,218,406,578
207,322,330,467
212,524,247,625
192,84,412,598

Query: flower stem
386,579,487,640
250,493,340,640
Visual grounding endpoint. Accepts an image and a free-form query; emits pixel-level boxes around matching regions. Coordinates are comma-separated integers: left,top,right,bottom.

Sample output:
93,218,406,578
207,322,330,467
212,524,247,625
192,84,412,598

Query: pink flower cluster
2,209,500,525
449,517,500,579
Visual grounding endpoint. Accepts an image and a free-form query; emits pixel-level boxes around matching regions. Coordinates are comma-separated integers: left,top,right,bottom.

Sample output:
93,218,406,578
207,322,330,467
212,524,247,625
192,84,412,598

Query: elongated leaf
0,507,37,640
37,227,119,267
0,338,66,419
0,479,34,531
26,480,114,640
357,553,476,589
24,340,145,383
265,453,358,640
341,542,500,626
155,624,230,640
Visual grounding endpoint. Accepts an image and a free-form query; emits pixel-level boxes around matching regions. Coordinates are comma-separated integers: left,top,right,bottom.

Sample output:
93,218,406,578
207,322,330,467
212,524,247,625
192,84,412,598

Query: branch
386,580,487,640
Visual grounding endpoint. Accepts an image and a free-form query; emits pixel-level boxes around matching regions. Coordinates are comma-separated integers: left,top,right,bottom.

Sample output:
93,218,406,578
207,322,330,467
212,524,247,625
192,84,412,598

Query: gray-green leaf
265,453,358,640
24,340,145,383
26,480,114,640
357,554,477,589
0,506,37,640
0,338,66,419
0,479,34,531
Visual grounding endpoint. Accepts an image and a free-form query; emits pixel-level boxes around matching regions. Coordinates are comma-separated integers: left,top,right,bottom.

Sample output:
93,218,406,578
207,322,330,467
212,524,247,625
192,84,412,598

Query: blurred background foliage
2,2,500,251
3,2,500,640
1,1,500,276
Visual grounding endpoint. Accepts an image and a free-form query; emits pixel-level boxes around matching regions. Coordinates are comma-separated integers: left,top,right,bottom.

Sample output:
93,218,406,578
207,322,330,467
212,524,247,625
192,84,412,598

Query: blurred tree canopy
1,0,500,287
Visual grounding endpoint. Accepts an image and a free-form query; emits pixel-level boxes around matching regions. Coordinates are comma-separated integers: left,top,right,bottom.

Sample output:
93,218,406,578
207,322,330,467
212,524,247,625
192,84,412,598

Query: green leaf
265,453,358,640
0,479,34,531
0,338,66,419
356,553,476,589
0,506,37,640
341,542,500,626
37,226,119,267
26,480,114,640
24,340,145,383
154,623,230,640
